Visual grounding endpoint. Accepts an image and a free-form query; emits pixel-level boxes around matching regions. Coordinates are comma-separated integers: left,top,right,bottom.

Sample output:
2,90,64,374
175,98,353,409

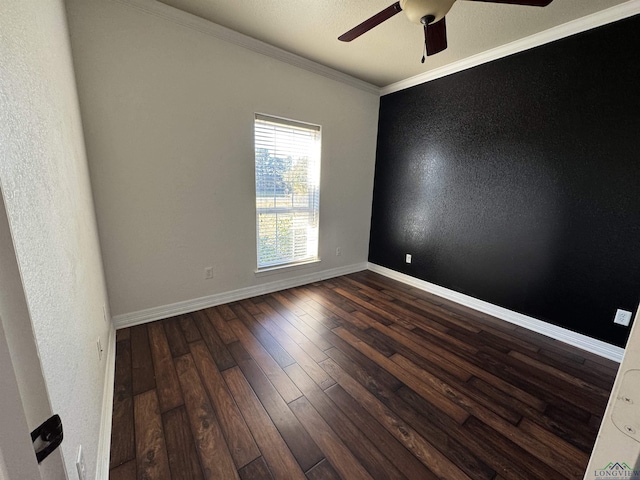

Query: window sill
254,258,321,277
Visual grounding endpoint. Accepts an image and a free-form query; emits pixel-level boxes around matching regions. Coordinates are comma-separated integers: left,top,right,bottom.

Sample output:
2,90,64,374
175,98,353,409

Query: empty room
1,0,639,479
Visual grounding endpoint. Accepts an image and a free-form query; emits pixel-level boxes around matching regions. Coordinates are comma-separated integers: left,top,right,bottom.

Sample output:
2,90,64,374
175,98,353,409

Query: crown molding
111,0,380,95
381,0,640,95
109,0,640,98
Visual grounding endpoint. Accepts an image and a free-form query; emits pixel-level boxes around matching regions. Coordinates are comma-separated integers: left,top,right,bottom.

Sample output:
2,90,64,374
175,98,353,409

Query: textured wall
0,0,112,478
369,15,640,347
65,0,379,317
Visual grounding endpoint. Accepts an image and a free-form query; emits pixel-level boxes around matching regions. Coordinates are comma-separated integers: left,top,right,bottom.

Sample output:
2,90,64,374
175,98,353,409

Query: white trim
95,325,116,480
111,0,380,95
113,263,367,329
255,259,321,277
367,263,625,362
381,1,640,95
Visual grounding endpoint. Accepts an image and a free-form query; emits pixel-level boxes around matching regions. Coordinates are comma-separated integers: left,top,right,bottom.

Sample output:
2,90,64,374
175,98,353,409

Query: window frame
253,113,322,272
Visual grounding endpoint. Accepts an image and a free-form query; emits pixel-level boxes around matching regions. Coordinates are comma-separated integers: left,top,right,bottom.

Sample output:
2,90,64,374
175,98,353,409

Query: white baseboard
367,263,625,362
113,262,368,329
112,260,624,362
95,325,116,480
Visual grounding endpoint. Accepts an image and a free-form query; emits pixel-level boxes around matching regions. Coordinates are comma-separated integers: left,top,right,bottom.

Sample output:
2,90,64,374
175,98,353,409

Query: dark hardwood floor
109,271,618,480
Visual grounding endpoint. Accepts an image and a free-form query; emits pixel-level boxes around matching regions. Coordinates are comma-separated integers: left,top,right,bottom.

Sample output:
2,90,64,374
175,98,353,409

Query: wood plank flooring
109,271,619,480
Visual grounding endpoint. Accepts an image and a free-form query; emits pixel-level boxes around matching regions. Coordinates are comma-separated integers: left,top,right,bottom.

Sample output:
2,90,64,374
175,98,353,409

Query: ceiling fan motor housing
400,0,456,24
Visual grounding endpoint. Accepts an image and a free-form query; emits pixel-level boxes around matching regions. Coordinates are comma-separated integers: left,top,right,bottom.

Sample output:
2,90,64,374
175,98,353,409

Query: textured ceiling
156,0,629,87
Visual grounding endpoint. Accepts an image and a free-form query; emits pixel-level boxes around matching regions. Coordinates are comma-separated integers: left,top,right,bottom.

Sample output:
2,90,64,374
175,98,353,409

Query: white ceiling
156,0,629,87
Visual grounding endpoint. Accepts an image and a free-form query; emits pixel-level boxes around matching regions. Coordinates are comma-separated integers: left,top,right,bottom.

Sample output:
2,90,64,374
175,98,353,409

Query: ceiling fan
338,0,553,61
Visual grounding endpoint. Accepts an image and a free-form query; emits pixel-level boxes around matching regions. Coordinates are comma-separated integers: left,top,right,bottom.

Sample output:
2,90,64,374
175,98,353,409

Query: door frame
0,188,67,479
0,315,43,479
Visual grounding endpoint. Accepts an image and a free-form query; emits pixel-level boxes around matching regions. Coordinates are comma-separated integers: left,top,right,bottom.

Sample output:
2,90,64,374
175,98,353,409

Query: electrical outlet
614,309,633,326
204,267,214,280
76,445,86,480
405,254,412,264
96,338,103,361
336,247,342,256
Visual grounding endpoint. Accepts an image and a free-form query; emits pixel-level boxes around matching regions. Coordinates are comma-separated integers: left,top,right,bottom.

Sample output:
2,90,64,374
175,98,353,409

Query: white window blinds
254,114,321,269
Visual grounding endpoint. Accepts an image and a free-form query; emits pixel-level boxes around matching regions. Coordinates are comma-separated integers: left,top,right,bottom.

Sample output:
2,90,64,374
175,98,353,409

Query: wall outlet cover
405,254,412,264
614,309,633,327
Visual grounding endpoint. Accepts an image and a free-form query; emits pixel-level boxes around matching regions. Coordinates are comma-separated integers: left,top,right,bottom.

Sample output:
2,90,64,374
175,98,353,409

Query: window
254,114,321,270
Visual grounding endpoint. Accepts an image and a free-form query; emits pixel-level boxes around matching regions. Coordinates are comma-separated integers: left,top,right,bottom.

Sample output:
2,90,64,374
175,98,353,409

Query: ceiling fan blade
463,0,552,6
425,17,447,56
338,2,403,42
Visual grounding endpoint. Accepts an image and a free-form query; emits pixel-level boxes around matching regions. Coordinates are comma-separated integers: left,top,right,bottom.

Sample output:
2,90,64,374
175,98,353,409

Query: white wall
65,0,380,318
0,1,113,478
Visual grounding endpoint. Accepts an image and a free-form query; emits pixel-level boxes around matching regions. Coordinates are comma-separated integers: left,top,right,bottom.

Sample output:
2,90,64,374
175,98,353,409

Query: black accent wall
369,15,640,347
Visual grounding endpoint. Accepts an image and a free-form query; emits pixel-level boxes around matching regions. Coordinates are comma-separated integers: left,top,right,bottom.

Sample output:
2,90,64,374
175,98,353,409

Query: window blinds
254,114,321,269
